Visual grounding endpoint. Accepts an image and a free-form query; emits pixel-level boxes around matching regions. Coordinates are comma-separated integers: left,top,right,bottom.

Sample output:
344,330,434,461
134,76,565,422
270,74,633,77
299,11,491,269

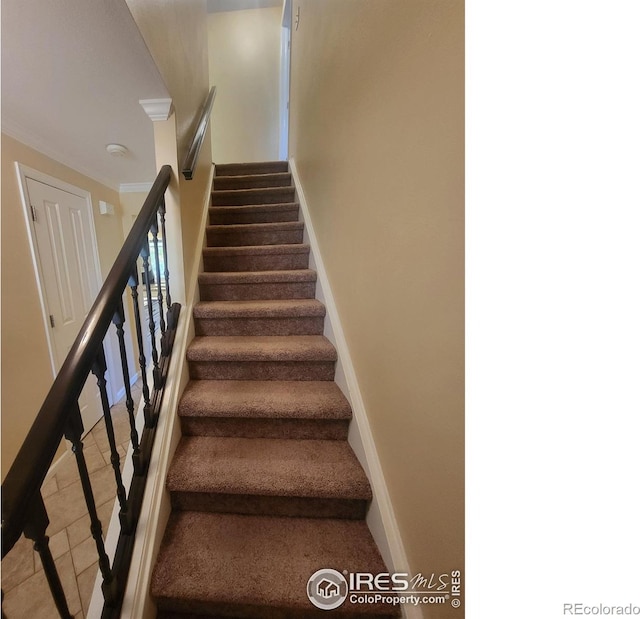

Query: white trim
87,317,191,619
278,4,291,161
289,159,419,619
119,182,154,194
14,163,63,380
110,371,140,407
14,162,124,408
119,165,214,619
14,163,105,375
120,166,214,619
281,0,292,28
4,120,120,190
88,164,215,619
139,99,174,123
207,0,283,13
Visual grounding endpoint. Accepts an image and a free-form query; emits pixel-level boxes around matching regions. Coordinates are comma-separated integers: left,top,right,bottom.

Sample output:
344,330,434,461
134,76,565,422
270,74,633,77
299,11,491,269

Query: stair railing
181,85,216,180
1,164,181,618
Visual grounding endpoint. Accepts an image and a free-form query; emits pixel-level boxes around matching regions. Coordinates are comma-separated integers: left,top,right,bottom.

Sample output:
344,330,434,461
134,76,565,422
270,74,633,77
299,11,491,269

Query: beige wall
125,0,210,162
207,7,282,163
289,2,464,617
119,191,148,236
124,0,213,293
1,133,126,478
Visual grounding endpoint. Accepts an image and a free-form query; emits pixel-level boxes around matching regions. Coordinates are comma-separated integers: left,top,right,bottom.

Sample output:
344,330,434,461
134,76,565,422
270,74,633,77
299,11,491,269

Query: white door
25,177,104,434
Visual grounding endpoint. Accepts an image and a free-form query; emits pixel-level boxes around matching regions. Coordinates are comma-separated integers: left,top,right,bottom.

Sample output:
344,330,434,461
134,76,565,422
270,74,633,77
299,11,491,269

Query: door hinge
49,314,55,328
30,205,38,222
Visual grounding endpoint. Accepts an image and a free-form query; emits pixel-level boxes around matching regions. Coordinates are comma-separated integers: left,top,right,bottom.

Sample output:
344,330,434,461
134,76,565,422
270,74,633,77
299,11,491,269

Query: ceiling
1,0,170,191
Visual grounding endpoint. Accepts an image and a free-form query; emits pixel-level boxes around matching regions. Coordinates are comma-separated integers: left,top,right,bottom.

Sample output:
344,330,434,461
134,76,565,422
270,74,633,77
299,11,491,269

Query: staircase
151,162,399,618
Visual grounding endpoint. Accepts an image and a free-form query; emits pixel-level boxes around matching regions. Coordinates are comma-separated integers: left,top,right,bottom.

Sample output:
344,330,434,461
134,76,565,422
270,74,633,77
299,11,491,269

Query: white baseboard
289,159,419,619
86,330,190,619
110,371,141,409
87,165,213,619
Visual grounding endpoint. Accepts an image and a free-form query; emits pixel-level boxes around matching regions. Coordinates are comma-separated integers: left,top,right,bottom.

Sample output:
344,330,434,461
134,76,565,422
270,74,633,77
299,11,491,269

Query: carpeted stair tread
213,172,292,191
211,186,295,206
199,269,316,285
209,202,300,225
206,222,303,247
186,335,337,363
202,244,310,274
193,299,325,319
203,243,309,258
193,299,325,336
207,221,303,234
166,436,371,500
179,380,351,420
151,512,397,618
209,202,299,213
198,269,317,302
178,381,351,440
215,161,288,176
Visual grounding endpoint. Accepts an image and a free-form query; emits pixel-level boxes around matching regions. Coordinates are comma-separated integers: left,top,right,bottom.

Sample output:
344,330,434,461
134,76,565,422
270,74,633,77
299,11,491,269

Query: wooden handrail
1,165,172,555
181,86,217,180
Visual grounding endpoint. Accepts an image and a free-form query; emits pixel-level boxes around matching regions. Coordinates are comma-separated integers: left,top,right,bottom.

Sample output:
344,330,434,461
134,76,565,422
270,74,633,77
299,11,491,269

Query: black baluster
91,345,131,533
158,198,172,308
129,269,152,427
112,300,142,475
65,404,117,606
140,240,160,387
150,217,166,335
23,492,73,618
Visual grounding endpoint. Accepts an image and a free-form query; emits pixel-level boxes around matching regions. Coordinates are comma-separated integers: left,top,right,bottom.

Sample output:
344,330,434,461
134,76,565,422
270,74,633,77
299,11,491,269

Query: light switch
99,200,114,216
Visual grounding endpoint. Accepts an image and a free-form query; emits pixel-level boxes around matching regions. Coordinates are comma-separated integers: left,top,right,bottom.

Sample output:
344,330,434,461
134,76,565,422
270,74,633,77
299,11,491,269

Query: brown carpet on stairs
209,202,300,225
198,269,318,302
151,161,400,618
202,243,311,272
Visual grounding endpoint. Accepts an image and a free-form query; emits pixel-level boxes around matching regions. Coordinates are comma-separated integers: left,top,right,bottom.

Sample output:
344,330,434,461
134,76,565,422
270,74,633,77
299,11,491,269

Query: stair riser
199,282,316,301
211,188,295,206
179,417,349,441
203,252,309,272
170,492,367,520
207,228,303,247
194,316,325,336
188,360,335,381
215,161,289,176
213,174,292,191
210,207,299,225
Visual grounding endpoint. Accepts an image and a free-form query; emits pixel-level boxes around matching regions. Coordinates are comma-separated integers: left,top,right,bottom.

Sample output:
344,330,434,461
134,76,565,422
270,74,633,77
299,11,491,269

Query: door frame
279,0,292,160
14,162,117,408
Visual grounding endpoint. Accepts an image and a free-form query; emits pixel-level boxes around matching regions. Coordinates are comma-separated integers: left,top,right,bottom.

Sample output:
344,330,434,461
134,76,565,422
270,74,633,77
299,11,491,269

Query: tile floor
2,381,142,619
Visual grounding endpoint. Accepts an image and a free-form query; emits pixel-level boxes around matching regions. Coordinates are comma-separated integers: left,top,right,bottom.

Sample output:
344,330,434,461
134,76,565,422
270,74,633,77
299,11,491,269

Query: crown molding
207,0,283,13
119,182,154,193
139,98,173,122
